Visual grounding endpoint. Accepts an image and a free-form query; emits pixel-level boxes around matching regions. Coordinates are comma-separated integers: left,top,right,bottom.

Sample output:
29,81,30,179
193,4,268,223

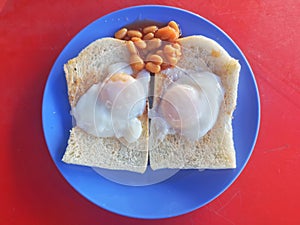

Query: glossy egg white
72,63,149,143
158,68,224,141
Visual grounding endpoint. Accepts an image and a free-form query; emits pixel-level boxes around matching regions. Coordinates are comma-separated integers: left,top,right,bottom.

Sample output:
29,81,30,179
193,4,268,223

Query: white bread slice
62,38,148,173
150,35,241,170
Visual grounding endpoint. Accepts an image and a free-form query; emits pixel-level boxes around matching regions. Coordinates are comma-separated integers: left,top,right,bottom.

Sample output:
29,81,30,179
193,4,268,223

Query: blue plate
42,5,260,219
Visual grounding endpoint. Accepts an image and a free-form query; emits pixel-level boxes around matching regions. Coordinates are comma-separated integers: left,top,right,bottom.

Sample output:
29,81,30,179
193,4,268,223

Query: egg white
72,63,150,143
154,67,224,141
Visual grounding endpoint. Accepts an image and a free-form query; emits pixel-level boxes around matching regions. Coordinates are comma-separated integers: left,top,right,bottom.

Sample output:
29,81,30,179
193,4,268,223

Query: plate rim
42,4,260,219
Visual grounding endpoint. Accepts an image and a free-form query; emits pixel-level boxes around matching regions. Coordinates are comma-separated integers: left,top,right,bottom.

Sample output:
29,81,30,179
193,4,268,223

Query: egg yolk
108,73,135,83
160,84,200,130
98,73,135,108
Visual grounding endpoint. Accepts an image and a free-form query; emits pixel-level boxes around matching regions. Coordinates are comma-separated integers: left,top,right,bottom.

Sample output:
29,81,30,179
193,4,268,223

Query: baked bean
168,21,180,34
174,44,182,56
114,28,127,39
146,62,161,73
166,56,178,66
168,28,179,42
131,37,139,42
130,54,144,71
155,50,167,63
146,38,162,50
163,44,176,56
172,43,182,57
115,21,182,73
147,54,163,65
143,32,154,40
155,26,178,41
175,48,182,57
143,25,158,34
109,73,132,82
172,43,181,50
155,49,164,57
126,41,138,54
127,30,143,38
131,37,147,49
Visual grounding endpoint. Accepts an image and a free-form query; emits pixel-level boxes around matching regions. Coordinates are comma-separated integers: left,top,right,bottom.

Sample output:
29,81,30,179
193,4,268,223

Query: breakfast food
62,38,149,173
114,21,182,73
149,35,240,170
62,20,240,173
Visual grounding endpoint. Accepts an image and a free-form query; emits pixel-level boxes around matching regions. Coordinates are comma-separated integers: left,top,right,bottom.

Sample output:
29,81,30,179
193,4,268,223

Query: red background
1,0,299,224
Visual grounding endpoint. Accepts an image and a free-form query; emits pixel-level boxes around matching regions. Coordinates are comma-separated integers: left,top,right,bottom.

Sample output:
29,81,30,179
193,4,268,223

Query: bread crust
149,35,240,170
62,38,149,173
62,35,240,173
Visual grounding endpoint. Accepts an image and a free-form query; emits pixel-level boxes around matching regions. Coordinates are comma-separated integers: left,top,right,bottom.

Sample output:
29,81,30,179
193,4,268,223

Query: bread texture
62,38,148,173
62,35,240,173
149,35,241,170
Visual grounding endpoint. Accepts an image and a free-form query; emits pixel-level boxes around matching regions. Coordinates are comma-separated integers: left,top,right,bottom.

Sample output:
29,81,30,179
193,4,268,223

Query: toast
62,38,149,173
149,35,241,170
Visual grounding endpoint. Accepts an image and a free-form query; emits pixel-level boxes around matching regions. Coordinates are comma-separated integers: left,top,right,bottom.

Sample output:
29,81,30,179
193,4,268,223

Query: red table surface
1,0,299,224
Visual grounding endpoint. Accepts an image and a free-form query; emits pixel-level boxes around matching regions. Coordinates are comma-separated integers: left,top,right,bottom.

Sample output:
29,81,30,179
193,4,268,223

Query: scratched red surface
1,0,300,224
